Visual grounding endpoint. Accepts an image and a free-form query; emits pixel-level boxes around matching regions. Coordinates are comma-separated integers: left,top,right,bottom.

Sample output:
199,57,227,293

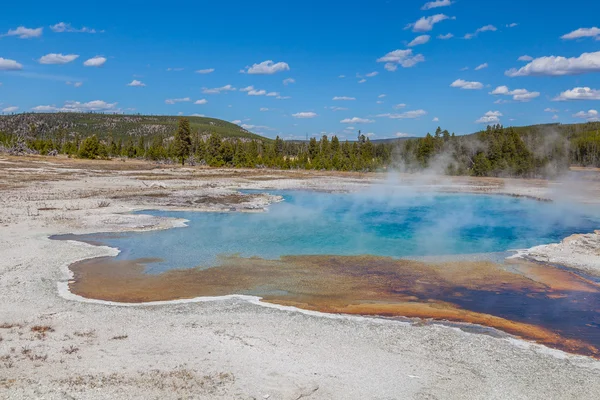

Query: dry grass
62,345,79,355
110,335,128,340
0,322,22,329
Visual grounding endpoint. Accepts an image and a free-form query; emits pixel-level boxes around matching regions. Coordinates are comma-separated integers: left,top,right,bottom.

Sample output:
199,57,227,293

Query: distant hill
0,113,268,142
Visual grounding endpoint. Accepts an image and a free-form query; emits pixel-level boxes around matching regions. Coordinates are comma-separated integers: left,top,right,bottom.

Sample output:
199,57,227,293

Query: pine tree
173,118,192,165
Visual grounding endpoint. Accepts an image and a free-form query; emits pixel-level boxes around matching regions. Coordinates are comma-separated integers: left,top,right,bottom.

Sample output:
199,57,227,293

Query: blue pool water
65,190,600,273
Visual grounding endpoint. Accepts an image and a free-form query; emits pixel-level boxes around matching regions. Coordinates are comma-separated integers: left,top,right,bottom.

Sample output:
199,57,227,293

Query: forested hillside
1,113,599,177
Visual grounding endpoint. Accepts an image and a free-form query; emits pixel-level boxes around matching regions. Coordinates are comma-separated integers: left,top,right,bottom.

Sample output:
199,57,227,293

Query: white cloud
437,33,454,40
377,49,425,70
545,108,559,113
433,117,439,122
328,106,348,111
202,85,236,94
408,35,430,47
195,68,214,74
276,95,291,100
248,89,267,96
552,115,559,120
421,0,453,10
190,113,205,117
0,58,23,71
366,71,379,77
450,79,483,90
518,55,533,62
283,78,295,85
266,91,279,97
50,22,97,33
127,79,146,87
333,96,356,101
260,108,269,111
243,60,290,75
166,67,184,72
377,110,427,119
3,26,43,39
507,23,518,28
38,53,79,64
464,25,497,39
573,109,599,121
394,103,407,109
194,99,208,105
2,106,18,113
554,87,600,101
476,111,502,124
475,63,488,70
378,94,386,98
505,51,600,77
561,27,600,40
292,112,317,119
66,81,83,87
407,14,453,32
338,75,345,78
165,97,191,104
32,100,118,113
232,120,242,124
395,132,412,137
340,117,375,124
83,56,106,67
490,85,540,101
240,86,254,92
358,78,367,83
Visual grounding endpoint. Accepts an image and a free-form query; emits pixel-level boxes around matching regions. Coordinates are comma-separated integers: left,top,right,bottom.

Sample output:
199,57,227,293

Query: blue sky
1,0,599,140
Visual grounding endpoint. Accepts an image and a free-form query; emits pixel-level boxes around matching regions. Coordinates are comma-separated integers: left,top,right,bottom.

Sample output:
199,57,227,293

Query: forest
1,113,600,178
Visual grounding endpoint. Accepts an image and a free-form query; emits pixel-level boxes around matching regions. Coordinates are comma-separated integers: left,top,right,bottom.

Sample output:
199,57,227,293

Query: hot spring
57,190,600,357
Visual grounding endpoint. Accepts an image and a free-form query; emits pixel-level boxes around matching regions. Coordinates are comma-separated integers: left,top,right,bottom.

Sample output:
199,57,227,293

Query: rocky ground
1,155,600,399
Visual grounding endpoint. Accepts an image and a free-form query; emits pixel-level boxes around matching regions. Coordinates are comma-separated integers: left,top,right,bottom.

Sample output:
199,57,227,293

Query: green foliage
173,118,192,165
78,135,108,159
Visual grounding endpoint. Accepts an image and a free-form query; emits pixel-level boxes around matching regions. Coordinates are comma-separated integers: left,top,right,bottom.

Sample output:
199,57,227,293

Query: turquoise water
62,191,600,273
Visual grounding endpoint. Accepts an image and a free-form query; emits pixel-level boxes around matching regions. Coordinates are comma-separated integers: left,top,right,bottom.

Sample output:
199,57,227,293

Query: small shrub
97,201,111,208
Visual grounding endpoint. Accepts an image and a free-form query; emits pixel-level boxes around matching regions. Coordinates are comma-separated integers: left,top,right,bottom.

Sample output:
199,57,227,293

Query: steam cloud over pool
65,190,600,273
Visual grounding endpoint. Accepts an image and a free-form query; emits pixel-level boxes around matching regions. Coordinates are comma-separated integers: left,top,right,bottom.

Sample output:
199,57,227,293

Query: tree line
1,117,600,177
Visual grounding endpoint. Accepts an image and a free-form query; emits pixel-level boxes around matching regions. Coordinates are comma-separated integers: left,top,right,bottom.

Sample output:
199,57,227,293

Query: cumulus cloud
83,56,106,67
450,79,483,90
378,94,386,98
202,85,236,94
283,78,295,85
476,111,502,124
266,91,279,97
242,60,290,74
490,85,540,101
248,89,267,96
505,51,600,77
507,23,518,28
545,108,559,113
3,26,43,39
464,25,497,39
475,63,488,70
195,68,214,74
408,35,430,47
433,117,439,122
377,110,427,119
0,58,23,71
421,0,452,10
333,96,356,101
292,112,317,119
127,79,146,87
554,87,600,101
366,71,379,77
32,100,118,113
437,33,454,40
393,103,407,109
165,97,191,104
561,27,600,40
358,78,367,83
38,53,79,64
340,117,375,124
50,22,97,33
194,99,208,104
518,55,533,62
407,14,453,32
395,132,412,137
377,49,425,70
573,109,599,121
276,95,291,100
2,106,18,113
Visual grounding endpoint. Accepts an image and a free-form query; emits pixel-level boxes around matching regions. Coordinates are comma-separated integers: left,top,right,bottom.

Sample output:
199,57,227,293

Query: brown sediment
69,254,600,358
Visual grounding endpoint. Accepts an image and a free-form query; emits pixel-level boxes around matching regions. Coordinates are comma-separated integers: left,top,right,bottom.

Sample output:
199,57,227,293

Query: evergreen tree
173,118,192,165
